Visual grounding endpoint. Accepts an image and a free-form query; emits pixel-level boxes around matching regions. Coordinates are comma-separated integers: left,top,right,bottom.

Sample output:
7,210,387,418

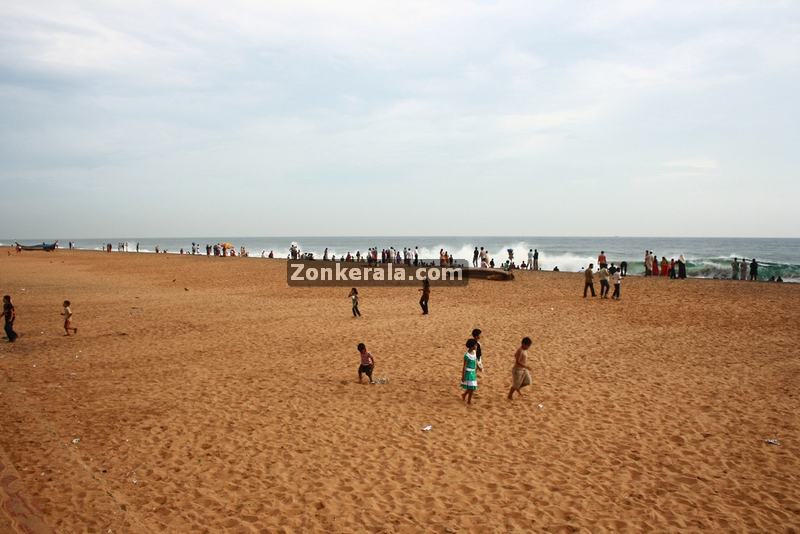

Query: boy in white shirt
612,271,622,300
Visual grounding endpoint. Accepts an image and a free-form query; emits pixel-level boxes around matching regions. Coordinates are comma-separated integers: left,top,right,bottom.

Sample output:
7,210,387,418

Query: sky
1,0,799,238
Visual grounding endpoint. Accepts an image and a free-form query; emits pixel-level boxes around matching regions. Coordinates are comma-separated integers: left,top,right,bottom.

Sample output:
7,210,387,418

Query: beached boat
15,241,59,251
465,268,514,281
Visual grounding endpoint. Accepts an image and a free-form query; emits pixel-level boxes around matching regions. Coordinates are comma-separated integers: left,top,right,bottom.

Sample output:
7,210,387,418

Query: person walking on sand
731,257,739,280
740,258,748,282
583,264,596,298
62,300,78,335
348,288,361,317
357,343,374,384
508,337,533,400
3,295,17,342
419,276,430,315
598,264,610,298
461,339,478,404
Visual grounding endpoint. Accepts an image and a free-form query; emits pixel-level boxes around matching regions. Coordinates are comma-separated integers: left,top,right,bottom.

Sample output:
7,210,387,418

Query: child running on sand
508,337,533,400
357,343,374,384
62,300,78,335
348,288,361,317
461,339,478,404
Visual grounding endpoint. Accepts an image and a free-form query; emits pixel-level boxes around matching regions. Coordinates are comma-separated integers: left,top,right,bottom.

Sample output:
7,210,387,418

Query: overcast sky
1,1,799,238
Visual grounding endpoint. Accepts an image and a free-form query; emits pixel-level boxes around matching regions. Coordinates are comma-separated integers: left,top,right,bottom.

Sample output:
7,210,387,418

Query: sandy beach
1,249,798,533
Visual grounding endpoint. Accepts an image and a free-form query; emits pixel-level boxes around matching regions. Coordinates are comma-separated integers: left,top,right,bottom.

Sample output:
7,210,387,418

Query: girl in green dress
461,338,478,404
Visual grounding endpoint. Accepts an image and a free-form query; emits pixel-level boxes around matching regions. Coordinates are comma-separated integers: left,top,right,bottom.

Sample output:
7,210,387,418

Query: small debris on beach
422,425,432,432
765,438,780,446
537,403,544,409
71,438,80,444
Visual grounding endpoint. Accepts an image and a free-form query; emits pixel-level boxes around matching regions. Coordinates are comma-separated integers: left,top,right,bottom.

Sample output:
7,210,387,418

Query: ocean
4,236,800,282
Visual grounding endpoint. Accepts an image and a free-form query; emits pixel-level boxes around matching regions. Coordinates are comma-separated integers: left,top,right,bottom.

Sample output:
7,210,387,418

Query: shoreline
4,247,797,283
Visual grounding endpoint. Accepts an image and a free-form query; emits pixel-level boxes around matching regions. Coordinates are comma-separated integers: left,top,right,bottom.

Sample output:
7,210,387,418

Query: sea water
4,236,800,282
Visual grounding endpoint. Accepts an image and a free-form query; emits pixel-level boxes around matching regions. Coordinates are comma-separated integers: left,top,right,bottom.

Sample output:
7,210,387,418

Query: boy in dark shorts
357,343,375,384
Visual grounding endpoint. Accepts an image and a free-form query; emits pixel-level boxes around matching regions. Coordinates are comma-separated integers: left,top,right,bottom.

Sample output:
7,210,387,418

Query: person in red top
660,257,669,277
598,251,607,268
651,255,660,277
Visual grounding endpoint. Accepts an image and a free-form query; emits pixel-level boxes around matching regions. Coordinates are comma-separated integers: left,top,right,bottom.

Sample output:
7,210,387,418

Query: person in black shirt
3,295,17,342
750,258,759,281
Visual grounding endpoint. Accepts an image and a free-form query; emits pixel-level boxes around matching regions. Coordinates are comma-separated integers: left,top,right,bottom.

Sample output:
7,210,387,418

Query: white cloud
1,1,798,236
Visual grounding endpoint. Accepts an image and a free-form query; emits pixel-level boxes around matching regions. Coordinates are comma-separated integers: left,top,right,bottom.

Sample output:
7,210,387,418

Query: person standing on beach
652,254,660,277
598,251,607,269
583,264,596,298
3,295,17,342
62,300,78,335
750,259,759,281
348,288,361,317
740,258,748,281
357,343,374,384
533,249,539,270
620,261,628,277
419,276,430,314
731,258,739,280
612,269,621,299
678,255,687,279
473,247,479,268
598,265,610,298
644,251,651,276
461,339,478,404
508,337,533,400
528,249,534,270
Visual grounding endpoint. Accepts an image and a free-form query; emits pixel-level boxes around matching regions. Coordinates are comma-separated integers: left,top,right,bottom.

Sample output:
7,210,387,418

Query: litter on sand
372,377,389,384
765,439,780,446
422,425,433,432
537,404,544,409
71,438,80,444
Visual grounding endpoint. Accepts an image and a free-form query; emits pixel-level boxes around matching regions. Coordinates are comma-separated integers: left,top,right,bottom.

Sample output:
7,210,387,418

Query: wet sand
1,249,798,532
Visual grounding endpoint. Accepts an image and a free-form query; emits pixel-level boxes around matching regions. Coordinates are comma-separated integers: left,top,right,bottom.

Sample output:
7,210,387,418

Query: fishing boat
15,241,59,251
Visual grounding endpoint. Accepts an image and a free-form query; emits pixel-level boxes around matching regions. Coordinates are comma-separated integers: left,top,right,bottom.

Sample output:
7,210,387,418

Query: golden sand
1,249,798,532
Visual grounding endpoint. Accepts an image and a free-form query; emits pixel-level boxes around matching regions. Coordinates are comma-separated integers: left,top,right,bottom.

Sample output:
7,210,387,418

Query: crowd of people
730,257,771,281
643,250,687,279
